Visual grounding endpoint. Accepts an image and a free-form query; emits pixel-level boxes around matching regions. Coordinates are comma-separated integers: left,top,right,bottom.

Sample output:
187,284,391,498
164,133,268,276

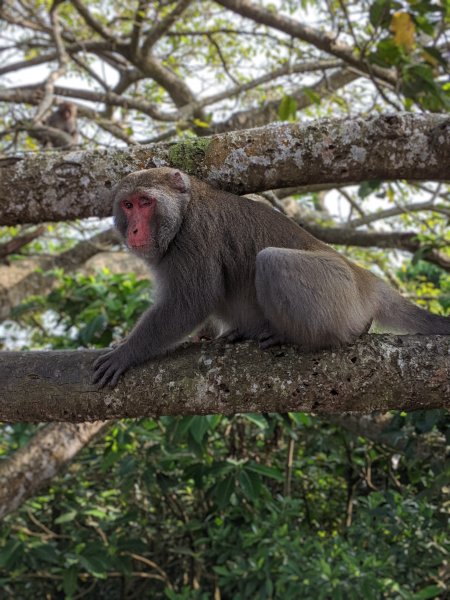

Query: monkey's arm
93,286,217,388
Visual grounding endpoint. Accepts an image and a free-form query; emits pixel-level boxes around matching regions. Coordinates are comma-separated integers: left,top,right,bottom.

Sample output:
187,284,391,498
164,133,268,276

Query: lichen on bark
167,138,212,172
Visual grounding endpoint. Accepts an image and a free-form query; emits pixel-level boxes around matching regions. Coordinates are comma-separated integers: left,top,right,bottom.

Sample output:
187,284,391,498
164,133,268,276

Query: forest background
0,1,449,598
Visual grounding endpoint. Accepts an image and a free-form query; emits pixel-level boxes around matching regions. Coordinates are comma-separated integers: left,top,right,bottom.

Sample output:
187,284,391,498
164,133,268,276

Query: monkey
43,102,79,147
93,167,450,387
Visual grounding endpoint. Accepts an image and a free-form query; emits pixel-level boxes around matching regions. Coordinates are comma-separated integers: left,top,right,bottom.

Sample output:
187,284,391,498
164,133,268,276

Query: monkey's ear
170,170,190,193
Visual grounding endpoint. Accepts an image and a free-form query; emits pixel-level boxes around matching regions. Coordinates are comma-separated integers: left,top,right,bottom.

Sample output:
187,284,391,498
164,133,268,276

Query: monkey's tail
373,280,450,335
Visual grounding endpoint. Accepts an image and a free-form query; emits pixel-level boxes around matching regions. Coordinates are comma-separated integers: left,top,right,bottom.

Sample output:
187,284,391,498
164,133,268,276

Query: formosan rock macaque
93,167,450,387
44,102,79,147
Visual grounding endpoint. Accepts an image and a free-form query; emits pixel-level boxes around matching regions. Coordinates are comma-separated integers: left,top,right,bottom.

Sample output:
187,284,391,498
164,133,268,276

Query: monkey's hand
93,346,134,388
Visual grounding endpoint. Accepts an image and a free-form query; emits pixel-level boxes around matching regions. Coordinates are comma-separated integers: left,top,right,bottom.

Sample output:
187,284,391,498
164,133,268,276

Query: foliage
369,0,449,110
11,269,152,349
0,411,448,599
0,270,448,599
398,260,450,312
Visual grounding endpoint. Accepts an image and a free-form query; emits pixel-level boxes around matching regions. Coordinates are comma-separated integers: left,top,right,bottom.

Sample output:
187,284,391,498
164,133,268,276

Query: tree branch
12,84,179,122
303,224,450,272
0,113,448,225
348,200,450,228
200,59,343,108
216,0,397,86
0,226,45,260
141,0,193,56
135,55,197,107
0,421,109,519
70,0,116,43
212,68,359,132
0,335,448,423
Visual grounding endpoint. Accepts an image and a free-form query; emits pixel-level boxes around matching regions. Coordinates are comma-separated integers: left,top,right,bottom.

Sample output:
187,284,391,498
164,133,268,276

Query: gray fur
93,167,450,387
373,280,450,334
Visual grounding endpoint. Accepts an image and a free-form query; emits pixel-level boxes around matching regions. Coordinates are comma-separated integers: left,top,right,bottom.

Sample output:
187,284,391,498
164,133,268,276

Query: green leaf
358,180,381,198
213,565,231,576
371,38,403,67
78,554,108,578
245,462,284,481
174,416,196,438
414,586,443,600
303,88,321,104
84,508,108,518
243,413,267,429
54,510,77,524
0,540,22,568
192,118,210,128
411,245,433,265
189,416,210,444
411,409,443,433
369,0,392,28
278,95,297,121
214,475,235,508
63,565,78,597
239,469,262,500
31,543,60,564
288,412,312,426
79,314,107,345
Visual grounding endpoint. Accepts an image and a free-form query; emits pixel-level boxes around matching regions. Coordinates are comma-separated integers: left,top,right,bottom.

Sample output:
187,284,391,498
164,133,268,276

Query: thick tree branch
0,421,109,519
0,335,448,423
0,226,45,260
135,55,197,108
0,113,448,226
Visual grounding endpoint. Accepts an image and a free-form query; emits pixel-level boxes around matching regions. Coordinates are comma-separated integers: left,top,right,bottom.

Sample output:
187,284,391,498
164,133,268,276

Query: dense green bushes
0,270,448,598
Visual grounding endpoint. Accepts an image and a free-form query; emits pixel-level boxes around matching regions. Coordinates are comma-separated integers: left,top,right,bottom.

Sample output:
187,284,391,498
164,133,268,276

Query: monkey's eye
139,196,154,205
123,201,133,210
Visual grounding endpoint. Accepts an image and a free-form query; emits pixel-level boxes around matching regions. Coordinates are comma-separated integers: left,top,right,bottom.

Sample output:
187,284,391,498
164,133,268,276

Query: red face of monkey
120,194,156,249
113,168,191,264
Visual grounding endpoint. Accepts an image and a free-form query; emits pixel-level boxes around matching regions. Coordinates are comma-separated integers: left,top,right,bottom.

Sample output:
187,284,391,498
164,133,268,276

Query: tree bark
0,335,448,422
0,113,448,225
0,421,109,519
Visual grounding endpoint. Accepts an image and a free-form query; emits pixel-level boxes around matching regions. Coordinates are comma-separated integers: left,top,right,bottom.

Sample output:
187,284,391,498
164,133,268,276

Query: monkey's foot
258,331,285,349
221,329,246,343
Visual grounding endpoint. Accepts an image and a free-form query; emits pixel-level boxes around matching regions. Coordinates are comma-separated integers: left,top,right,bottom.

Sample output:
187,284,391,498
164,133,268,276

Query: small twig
284,437,295,497
124,552,173,588
207,33,240,86
27,509,59,538
339,188,367,221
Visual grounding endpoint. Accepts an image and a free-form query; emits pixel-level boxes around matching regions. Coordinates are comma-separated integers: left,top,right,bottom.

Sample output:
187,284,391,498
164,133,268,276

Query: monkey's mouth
129,243,151,250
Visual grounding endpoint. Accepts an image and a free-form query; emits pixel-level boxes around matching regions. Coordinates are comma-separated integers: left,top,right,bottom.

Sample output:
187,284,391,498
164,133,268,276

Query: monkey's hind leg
255,248,374,351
